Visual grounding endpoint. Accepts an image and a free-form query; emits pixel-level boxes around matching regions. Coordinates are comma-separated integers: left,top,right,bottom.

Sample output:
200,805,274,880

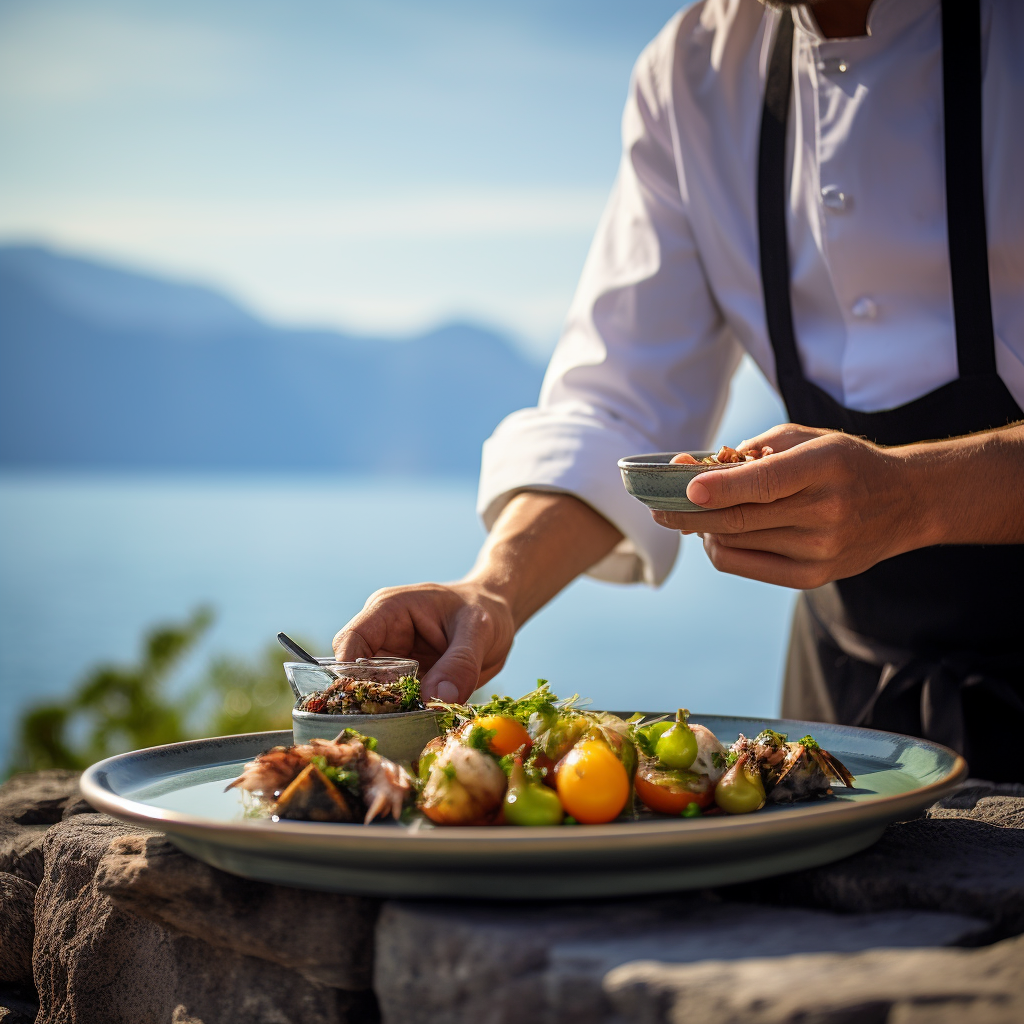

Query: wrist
890,441,958,549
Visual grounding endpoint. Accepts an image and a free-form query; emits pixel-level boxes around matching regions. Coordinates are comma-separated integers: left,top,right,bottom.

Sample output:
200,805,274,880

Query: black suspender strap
757,0,995,390
941,0,995,377
757,12,801,395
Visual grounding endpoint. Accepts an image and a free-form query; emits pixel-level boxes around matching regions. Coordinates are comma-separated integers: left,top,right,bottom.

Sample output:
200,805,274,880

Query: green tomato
654,722,698,770
503,779,565,826
417,749,439,783
714,761,766,814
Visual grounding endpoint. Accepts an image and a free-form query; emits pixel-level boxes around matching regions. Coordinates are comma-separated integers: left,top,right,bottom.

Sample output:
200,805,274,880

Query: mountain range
0,245,546,476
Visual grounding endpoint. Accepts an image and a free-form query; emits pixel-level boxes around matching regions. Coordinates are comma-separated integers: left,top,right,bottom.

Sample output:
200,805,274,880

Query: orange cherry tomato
474,715,532,758
634,764,714,816
555,740,630,824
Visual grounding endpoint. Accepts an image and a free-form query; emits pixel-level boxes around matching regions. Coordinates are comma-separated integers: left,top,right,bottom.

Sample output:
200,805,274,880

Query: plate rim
79,714,968,853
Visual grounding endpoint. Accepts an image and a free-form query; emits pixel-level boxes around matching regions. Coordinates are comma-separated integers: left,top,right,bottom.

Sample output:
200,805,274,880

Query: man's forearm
465,491,624,629
904,421,1024,547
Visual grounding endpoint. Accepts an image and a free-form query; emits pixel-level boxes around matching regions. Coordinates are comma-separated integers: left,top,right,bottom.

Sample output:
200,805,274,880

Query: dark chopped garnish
296,676,423,715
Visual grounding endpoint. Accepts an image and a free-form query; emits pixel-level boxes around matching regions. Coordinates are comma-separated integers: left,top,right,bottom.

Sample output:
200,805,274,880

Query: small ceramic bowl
618,452,734,512
286,658,443,765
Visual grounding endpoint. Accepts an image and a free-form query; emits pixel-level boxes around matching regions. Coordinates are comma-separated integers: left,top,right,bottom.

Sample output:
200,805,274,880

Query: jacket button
851,297,878,320
821,186,850,211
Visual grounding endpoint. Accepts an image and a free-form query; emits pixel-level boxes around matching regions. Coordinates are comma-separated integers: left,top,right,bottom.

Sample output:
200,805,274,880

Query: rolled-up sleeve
478,13,741,586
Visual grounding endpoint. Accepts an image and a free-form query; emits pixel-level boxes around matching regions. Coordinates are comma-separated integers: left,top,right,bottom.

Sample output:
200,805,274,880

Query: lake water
0,473,796,769
0,356,795,769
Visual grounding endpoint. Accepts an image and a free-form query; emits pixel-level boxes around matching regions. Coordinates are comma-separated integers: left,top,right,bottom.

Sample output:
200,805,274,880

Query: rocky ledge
1,772,1022,1024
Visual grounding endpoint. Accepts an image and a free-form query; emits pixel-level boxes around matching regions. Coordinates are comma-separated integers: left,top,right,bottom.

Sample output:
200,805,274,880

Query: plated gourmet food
670,444,774,465
229,685,854,827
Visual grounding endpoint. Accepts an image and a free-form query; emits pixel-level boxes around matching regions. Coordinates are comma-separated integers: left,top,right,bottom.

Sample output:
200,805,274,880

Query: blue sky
0,0,685,353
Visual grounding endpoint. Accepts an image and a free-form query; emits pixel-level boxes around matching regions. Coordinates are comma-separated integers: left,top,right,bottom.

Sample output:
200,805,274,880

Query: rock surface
0,873,36,985
605,931,1024,1024
0,771,83,825
725,812,1024,940
0,819,48,885
96,830,380,989
0,1004,35,1024
32,813,380,1024
374,896,988,1024
5,769,1024,1023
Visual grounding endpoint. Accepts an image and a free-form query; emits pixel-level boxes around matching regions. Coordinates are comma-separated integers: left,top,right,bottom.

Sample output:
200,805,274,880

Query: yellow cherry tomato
555,740,630,824
474,714,532,757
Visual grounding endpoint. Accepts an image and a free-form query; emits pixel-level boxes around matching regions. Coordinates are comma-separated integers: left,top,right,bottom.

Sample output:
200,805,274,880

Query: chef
334,0,1024,782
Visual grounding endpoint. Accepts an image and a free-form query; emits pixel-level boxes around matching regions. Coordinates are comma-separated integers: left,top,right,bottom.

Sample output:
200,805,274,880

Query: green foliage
398,675,421,710
7,607,298,775
465,724,497,754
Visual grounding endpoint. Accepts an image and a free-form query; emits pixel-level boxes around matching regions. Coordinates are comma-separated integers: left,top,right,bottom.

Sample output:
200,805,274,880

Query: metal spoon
276,632,341,680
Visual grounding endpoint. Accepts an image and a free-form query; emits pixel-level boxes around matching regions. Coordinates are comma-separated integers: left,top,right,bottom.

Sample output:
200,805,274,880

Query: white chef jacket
477,0,1024,588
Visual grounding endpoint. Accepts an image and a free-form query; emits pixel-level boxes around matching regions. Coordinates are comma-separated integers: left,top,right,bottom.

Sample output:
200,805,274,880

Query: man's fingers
701,536,830,589
652,496,808,535
332,594,398,660
420,613,487,704
685,446,815,509
709,526,831,561
332,624,377,661
735,423,833,454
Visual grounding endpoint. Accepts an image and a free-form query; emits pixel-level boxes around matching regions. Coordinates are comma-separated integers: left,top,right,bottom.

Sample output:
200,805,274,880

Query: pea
653,709,698,770
680,802,702,818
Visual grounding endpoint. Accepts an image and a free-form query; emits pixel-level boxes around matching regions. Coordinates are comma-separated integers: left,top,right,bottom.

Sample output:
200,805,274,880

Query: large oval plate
80,715,966,899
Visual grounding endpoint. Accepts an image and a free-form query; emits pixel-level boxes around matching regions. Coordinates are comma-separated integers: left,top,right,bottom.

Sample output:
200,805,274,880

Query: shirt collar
793,0,937,43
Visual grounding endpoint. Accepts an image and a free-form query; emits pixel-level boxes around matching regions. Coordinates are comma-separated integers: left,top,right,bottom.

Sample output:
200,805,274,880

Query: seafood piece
419,735,507,826
731,730,854,803
226,730,413,824
275,764,355,822
690,723,729,782
670,445,774,466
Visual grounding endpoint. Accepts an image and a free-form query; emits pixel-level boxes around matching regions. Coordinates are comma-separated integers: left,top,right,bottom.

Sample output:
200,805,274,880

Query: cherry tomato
653,710,698,770
474,714,532,757
531,752,558,788
555,740,630,824
634,763,715,815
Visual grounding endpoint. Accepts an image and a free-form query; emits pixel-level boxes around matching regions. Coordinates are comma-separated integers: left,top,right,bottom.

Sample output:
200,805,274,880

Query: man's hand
333,583,516,704
652,424,923,589
654,419,1024,589
332,491,623,703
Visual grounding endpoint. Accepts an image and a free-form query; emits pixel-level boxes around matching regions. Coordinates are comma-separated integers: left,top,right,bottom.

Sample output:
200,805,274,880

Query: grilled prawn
226,731,412,824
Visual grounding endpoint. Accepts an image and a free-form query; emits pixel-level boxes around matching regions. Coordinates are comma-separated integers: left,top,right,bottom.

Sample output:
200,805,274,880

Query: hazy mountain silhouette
0,245,546,475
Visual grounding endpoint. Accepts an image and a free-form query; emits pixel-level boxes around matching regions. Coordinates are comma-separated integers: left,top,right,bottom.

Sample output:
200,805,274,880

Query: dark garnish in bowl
297,675,422,715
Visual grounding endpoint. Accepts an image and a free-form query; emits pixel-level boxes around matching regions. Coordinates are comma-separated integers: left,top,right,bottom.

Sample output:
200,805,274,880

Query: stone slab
0,771,83,825
0,873,36,986
722,814,1024,940
605,931,1024,1024
96,830,381,990
33,813,380,1024
374,896,988,1024
0,819,49,885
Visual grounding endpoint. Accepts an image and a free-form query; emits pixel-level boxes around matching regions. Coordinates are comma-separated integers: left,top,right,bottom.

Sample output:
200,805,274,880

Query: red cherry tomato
634,763,714,815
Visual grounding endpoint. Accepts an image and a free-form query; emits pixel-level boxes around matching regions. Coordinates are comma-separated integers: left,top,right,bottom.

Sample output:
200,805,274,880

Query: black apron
758,1,1024,782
